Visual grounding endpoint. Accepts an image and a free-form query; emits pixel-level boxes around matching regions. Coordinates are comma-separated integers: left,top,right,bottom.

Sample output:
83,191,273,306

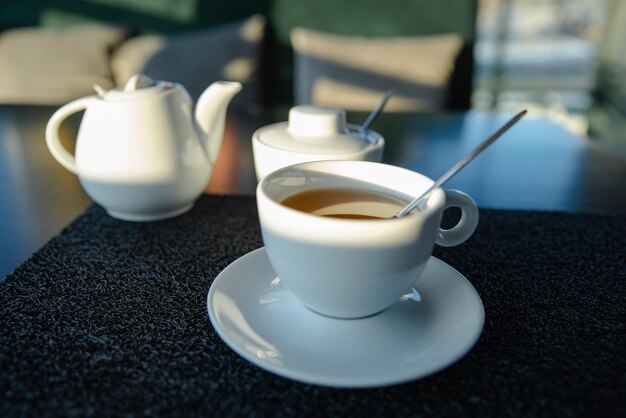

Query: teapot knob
124,74,156,91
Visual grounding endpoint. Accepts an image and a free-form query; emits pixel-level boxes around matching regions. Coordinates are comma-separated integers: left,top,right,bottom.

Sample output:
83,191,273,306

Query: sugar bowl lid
255,105,377,154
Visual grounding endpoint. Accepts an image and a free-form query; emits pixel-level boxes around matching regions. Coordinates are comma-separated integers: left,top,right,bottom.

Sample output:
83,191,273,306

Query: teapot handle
45,97,92,174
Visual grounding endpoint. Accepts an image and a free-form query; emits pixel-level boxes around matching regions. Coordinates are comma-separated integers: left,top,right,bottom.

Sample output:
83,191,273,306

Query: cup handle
435,189,479,247
45,97,92,174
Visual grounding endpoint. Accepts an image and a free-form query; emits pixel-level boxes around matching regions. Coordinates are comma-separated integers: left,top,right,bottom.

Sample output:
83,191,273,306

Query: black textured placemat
1,195,625,417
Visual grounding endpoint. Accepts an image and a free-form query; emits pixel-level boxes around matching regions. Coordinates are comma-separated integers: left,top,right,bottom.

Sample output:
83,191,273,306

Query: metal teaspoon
359,90,394,132
395,109,528,218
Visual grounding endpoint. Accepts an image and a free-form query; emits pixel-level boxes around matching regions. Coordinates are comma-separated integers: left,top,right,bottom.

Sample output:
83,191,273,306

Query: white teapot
46,75,241,221
252,105,385,179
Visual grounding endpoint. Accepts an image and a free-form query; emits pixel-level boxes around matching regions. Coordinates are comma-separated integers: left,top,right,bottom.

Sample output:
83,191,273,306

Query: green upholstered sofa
0,0,477,109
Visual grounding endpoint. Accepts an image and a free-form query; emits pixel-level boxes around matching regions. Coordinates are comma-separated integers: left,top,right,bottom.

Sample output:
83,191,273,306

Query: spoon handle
360,90,394,132
395,109,528,218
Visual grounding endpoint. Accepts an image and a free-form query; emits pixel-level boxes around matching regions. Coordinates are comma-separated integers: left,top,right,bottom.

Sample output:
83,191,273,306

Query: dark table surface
1,196,624,417
1,105,626,279
1,105,625,417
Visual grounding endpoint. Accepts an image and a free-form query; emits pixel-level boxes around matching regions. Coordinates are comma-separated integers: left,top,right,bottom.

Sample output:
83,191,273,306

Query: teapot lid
255,105,377,154
94,74,176,100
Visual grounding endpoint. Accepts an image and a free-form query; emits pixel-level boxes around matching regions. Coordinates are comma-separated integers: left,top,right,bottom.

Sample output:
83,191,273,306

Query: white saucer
207,248,484,388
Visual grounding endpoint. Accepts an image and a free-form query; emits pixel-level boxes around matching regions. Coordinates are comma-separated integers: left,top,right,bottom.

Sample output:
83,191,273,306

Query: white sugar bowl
252,105,385,179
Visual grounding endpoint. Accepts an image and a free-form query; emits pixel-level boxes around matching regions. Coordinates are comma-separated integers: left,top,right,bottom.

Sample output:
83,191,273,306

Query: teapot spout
195,81,242,165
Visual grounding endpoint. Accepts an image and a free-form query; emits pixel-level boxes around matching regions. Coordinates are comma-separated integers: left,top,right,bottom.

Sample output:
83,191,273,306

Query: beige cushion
111,15,265,107
0,24,128,105
291,28,463,111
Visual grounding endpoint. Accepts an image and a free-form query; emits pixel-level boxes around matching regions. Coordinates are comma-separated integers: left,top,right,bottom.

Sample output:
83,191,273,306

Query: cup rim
257,160,445,225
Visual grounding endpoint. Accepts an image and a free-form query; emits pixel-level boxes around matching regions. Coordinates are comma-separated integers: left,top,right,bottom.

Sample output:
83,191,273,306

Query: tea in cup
256,160,479,318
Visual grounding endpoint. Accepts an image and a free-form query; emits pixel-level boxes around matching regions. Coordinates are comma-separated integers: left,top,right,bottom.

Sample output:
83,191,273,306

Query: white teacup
256,160,479,319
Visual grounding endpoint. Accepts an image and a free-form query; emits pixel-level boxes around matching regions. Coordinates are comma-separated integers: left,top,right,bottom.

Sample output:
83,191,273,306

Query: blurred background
473,0,625,160
0,0,624,160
